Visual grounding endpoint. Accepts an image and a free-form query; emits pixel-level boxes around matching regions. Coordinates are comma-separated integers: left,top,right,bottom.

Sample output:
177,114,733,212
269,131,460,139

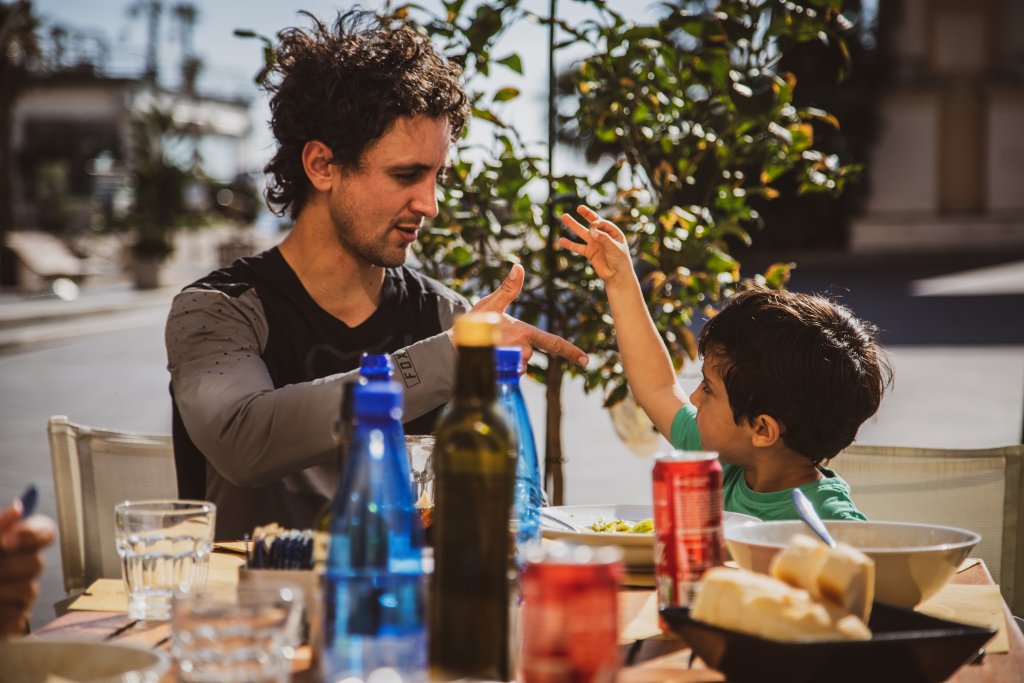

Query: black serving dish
659,602,996,683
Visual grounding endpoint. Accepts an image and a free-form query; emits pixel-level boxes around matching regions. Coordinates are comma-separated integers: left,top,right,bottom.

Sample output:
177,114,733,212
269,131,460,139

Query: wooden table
30,560,1023,683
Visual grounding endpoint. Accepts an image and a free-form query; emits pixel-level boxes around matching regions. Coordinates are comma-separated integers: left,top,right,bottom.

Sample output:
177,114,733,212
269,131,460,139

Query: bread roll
691,567,871,642
768,533,875,622
817,542,875,623
769,533,828,600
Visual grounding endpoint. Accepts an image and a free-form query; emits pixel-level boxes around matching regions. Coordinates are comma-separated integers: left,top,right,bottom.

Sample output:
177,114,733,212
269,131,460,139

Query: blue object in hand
17,484,38,518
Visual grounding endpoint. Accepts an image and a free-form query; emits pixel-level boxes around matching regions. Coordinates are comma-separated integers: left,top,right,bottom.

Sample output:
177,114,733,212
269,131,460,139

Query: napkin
917,582,1008,653
68,553,244,612
619,591,663,643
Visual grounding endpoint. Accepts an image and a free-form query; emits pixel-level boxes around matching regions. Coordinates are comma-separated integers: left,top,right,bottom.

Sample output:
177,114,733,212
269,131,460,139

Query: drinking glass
172,585,303,683
405,434,435,515
114,499,216,620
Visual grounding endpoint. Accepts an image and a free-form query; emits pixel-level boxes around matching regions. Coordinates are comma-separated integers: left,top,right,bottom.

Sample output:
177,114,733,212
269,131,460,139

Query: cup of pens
237,527,320,647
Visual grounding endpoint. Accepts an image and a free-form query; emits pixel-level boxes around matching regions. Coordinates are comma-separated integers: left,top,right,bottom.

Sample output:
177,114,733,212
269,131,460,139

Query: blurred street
2,236,1023,628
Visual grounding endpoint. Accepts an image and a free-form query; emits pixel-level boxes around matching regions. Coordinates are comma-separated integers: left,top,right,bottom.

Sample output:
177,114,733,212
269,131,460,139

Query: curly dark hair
262,9,469,219
698,286,893,465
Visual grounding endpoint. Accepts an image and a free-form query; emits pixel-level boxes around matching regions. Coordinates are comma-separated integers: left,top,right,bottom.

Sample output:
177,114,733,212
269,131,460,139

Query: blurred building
10,66,251,237
851,0,1024,253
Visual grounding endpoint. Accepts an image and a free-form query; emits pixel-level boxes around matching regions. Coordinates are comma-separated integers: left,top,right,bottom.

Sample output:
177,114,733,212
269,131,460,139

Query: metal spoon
791,488,837,548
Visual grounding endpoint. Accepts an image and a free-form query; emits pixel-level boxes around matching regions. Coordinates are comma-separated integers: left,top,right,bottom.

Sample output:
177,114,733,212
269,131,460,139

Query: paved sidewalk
0,224,278,353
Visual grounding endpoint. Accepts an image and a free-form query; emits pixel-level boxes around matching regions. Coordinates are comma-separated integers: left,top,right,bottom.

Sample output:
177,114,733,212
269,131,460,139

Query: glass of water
114,499,216,620
172,585,303,683
404,435,435,500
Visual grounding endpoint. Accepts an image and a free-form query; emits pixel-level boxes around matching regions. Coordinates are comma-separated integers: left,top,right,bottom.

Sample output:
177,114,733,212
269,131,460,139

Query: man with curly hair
166,10,588,539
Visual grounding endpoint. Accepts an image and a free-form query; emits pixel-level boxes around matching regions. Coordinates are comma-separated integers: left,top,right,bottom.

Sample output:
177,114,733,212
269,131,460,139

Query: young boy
560,205,892,520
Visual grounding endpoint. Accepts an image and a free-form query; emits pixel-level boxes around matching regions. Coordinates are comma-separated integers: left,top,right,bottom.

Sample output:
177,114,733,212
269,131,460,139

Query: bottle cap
353,381,403,418
359,353,394,381
453,312,502,347
495,346,522,371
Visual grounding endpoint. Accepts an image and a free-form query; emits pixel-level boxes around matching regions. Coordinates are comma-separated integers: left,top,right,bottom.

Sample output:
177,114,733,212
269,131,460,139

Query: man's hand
0,500,56,637
459,264,589,368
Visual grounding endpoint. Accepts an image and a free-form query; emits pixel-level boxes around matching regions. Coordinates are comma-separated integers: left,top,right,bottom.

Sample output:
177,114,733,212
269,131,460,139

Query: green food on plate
588,518,653,534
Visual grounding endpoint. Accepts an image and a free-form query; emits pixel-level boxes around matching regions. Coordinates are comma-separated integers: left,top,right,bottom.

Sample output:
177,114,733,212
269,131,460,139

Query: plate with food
540,504,760,570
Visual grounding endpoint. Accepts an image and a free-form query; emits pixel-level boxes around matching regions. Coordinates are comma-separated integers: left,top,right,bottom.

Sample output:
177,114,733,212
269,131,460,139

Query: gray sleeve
166,288,352,487
393,289,469,419
166,286,469,488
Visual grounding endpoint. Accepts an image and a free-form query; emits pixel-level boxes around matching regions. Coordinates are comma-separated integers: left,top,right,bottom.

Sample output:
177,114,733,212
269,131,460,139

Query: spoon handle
792,488,837,548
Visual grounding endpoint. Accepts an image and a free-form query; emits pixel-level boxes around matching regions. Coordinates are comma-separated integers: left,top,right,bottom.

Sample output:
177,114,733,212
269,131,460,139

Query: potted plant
126,106,193,289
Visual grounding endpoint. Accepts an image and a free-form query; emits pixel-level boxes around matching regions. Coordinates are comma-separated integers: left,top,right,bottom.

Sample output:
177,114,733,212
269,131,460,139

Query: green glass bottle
429,312,516,681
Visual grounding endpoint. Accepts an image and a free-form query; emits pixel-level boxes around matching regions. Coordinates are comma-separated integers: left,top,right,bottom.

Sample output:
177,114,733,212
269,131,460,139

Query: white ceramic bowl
0,638,169,683
724,520,981,607
541,504,760,570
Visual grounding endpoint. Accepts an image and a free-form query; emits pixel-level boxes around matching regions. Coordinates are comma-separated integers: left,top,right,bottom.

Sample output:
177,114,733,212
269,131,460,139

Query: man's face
689,351,753,463
327,115,451,268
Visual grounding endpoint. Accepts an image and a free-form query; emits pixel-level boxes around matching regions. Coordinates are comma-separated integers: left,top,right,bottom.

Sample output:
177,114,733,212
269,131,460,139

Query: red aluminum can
652,450,725,610
520,543,623,683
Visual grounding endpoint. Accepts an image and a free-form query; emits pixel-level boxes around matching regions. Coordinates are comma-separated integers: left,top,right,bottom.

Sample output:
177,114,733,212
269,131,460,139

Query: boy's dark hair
697,286,892,465
262,9,469,219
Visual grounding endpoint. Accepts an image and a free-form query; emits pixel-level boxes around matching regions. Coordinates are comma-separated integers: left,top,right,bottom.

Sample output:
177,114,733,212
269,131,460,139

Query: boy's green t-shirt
669,405,866,522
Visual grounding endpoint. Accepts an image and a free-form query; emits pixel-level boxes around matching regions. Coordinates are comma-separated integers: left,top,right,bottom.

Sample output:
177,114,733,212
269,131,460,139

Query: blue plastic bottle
496,346,543,546
321,382,427,683
359,353,394,383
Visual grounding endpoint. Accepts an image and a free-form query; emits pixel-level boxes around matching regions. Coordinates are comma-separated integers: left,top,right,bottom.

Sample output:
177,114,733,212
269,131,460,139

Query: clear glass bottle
429,312,516,682
320,382,427,683
496,346,542,547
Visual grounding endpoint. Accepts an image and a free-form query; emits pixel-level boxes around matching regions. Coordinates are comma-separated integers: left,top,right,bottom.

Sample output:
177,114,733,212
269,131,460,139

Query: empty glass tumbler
114,499,216,620
172,585,303,683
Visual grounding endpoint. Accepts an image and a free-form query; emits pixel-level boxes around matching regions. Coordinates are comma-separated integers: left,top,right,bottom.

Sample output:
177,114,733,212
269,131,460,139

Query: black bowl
659,602,995,683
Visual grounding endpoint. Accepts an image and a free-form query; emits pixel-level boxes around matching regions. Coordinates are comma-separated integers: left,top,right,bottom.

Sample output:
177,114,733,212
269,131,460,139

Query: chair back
833,443,1024,614
47,415,177,594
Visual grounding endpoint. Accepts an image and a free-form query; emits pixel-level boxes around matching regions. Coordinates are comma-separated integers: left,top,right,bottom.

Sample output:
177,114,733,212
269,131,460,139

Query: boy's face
689,351,754,463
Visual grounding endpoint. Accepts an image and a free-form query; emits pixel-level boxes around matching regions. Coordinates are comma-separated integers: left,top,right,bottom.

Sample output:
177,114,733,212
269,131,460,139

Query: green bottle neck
455,345,497,402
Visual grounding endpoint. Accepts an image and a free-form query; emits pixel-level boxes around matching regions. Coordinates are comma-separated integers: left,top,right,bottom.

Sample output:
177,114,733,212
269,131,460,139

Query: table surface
29,560,1024,683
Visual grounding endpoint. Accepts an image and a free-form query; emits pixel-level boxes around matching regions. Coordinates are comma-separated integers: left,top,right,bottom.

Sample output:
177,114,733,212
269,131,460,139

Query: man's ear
302,140,335,192
750,414,783,448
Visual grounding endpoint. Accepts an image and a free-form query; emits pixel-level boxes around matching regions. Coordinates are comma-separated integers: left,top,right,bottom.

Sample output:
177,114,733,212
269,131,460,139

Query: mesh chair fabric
46,416,177,594
833,444,1024,615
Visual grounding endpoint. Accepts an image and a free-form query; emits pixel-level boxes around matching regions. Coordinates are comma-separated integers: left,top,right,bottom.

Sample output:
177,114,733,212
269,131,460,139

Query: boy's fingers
559,213,589,240
577,204,600,222
557,236,586,255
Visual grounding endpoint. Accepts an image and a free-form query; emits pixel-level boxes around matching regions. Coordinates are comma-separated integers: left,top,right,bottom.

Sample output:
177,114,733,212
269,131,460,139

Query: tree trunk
544,356,565,505
0,63,16,245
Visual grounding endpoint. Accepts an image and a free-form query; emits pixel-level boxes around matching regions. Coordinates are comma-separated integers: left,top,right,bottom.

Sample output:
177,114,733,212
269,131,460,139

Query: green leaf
496,53,523,74
493,87,520,102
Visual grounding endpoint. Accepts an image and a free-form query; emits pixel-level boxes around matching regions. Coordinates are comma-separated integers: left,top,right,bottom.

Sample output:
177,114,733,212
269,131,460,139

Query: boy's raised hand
559,205,632,285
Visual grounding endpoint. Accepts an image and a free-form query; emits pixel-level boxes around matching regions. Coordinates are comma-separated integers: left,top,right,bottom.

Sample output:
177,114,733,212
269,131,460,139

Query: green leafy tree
239,1,861,503
405,0,859,503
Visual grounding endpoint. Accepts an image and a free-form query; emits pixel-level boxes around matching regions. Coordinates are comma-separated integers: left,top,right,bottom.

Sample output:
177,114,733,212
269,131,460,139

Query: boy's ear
750,414,783,448
302,140,335,192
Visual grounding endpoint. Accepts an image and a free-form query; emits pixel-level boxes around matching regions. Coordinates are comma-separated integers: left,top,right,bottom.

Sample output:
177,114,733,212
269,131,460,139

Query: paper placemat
620,591,662,643
917,582,1008,653
957,557,982,573
68,553,245,612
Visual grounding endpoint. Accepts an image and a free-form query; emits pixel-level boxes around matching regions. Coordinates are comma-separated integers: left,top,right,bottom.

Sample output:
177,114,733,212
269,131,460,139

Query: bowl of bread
724,520,979,607
660,533,994,683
